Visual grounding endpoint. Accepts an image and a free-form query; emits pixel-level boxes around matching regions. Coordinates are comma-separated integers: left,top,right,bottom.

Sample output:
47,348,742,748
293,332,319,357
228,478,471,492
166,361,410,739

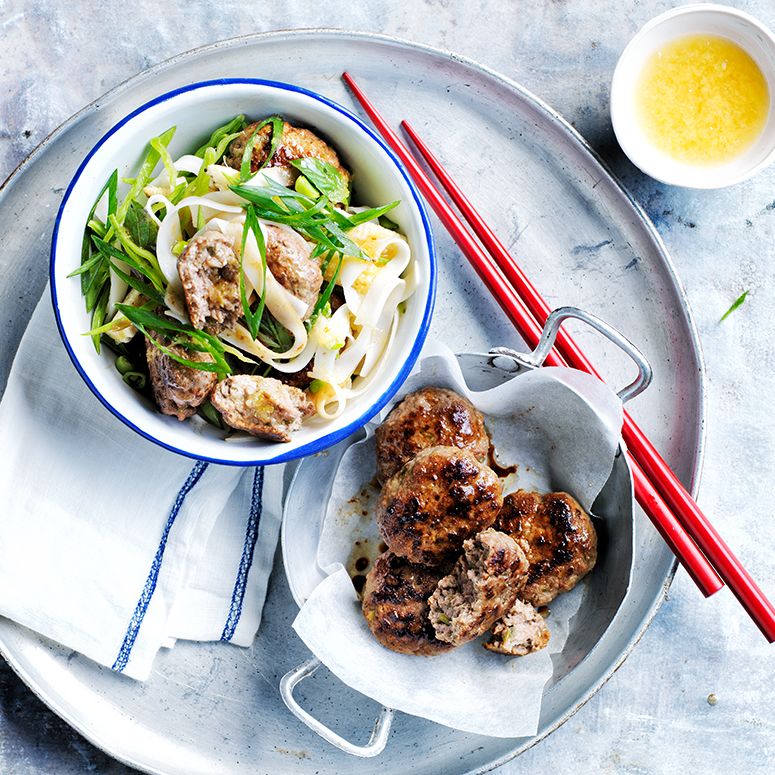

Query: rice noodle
97,127,418,432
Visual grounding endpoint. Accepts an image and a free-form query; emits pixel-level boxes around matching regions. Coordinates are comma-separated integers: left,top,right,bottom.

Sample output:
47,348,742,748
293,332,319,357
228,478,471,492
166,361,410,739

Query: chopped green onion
150,134,179,192
289,157,350,205
311,253,343,321
114,304,231,376
89,283,110,353
122,371,147,390
294,174,319,199
115,355,134,375
720,291,748,321
240,204,268,341
239,116,284,183
107,214,165,289
116,126,176,226
194,115,246,159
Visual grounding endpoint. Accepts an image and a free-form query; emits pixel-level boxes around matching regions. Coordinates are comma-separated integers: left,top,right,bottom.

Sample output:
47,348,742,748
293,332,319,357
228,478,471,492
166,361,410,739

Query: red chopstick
340,71,719,598
343,72,775,640
397,118,775,638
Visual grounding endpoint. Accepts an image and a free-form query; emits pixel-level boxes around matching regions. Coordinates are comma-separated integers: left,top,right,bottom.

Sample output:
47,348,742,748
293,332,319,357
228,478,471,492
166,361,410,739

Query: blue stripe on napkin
221,465,264,641
113,460,209,673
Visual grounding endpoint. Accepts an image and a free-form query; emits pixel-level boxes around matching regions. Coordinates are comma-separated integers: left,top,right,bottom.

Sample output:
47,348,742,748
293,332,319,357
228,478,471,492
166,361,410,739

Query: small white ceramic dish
50,79,436,466
611,4,775,189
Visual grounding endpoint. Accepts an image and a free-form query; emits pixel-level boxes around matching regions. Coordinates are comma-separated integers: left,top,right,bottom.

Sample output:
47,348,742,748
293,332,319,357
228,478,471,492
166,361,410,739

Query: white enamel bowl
50,79,436,465
611,4,775,189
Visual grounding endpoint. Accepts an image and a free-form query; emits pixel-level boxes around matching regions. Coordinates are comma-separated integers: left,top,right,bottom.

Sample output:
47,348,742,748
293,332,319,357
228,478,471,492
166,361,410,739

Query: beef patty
210,374,314,442
361,551,455,657
494,489,597,606
375,445,503,566
374,386,490,486
264,224,322,320
225,120,351,196
177,231,242,335
145,330,218,421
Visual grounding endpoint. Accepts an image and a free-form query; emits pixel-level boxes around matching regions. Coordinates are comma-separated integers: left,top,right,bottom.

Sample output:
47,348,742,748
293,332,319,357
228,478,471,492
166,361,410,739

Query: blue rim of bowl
50,77,437,466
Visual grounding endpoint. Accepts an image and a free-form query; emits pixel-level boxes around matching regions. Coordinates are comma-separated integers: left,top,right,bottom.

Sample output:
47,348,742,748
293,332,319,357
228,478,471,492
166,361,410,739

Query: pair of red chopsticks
342,72,775,642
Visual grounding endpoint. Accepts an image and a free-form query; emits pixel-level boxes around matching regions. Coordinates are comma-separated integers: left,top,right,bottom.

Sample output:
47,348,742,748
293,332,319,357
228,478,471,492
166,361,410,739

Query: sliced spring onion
720,291,748,321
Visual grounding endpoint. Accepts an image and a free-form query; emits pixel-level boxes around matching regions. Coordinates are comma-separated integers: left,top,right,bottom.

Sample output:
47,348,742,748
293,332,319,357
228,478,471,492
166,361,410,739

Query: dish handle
280,656,395,757
491,305,653,404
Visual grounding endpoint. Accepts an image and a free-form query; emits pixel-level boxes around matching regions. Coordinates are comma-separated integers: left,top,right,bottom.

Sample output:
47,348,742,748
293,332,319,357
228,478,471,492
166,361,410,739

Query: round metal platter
0,30,703,775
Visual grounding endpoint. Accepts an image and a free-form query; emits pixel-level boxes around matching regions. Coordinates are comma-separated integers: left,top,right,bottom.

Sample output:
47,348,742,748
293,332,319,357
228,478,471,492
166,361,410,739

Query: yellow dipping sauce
635,33,769,166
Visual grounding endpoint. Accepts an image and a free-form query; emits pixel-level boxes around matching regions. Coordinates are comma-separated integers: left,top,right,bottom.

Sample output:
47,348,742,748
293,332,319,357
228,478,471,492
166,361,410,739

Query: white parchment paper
291,342,624,737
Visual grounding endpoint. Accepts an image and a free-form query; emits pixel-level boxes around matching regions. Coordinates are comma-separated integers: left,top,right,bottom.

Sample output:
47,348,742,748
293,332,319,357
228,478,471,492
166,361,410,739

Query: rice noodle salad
75,115,419,442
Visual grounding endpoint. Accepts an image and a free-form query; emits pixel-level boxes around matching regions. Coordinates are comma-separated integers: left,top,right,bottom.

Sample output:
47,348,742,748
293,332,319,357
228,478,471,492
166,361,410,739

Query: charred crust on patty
494,489,597,607
375,386,490,485
361,552,455,657
375,446,503,566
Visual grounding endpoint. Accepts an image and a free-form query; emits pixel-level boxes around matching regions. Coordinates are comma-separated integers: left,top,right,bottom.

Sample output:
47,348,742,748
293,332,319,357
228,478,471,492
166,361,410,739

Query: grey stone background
1,1,774,773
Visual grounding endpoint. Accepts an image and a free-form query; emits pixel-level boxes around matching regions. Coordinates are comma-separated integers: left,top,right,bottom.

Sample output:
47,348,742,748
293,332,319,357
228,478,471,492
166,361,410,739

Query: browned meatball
145,331,218,421
210,375,315,442
375,446,503,566
361,551,455,657
485,598,550,656
428,528,529,647
178,231,242,334
494,490,597,606
225,120,351,194
265,224,322,320
374,387,490,486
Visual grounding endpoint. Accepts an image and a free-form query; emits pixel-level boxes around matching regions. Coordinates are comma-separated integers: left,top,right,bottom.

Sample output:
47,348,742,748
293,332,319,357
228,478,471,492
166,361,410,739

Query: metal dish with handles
280,306,652,757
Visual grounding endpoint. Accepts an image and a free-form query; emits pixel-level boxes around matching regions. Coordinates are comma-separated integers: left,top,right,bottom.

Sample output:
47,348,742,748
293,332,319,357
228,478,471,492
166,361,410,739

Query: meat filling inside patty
485,598,550,656
428,528,529,647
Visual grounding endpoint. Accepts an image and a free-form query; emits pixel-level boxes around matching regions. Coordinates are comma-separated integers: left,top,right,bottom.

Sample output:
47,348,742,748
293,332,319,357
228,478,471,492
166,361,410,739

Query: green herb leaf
239,116,284,183
124,200,159,252
289,157,350,205
720,291,748,321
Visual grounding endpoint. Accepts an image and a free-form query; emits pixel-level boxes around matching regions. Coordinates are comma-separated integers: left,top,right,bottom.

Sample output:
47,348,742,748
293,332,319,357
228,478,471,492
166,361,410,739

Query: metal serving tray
0,30,703,775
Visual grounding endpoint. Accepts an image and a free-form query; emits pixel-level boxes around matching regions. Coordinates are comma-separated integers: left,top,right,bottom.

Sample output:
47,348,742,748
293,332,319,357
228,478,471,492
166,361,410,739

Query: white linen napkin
0,290,283,680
